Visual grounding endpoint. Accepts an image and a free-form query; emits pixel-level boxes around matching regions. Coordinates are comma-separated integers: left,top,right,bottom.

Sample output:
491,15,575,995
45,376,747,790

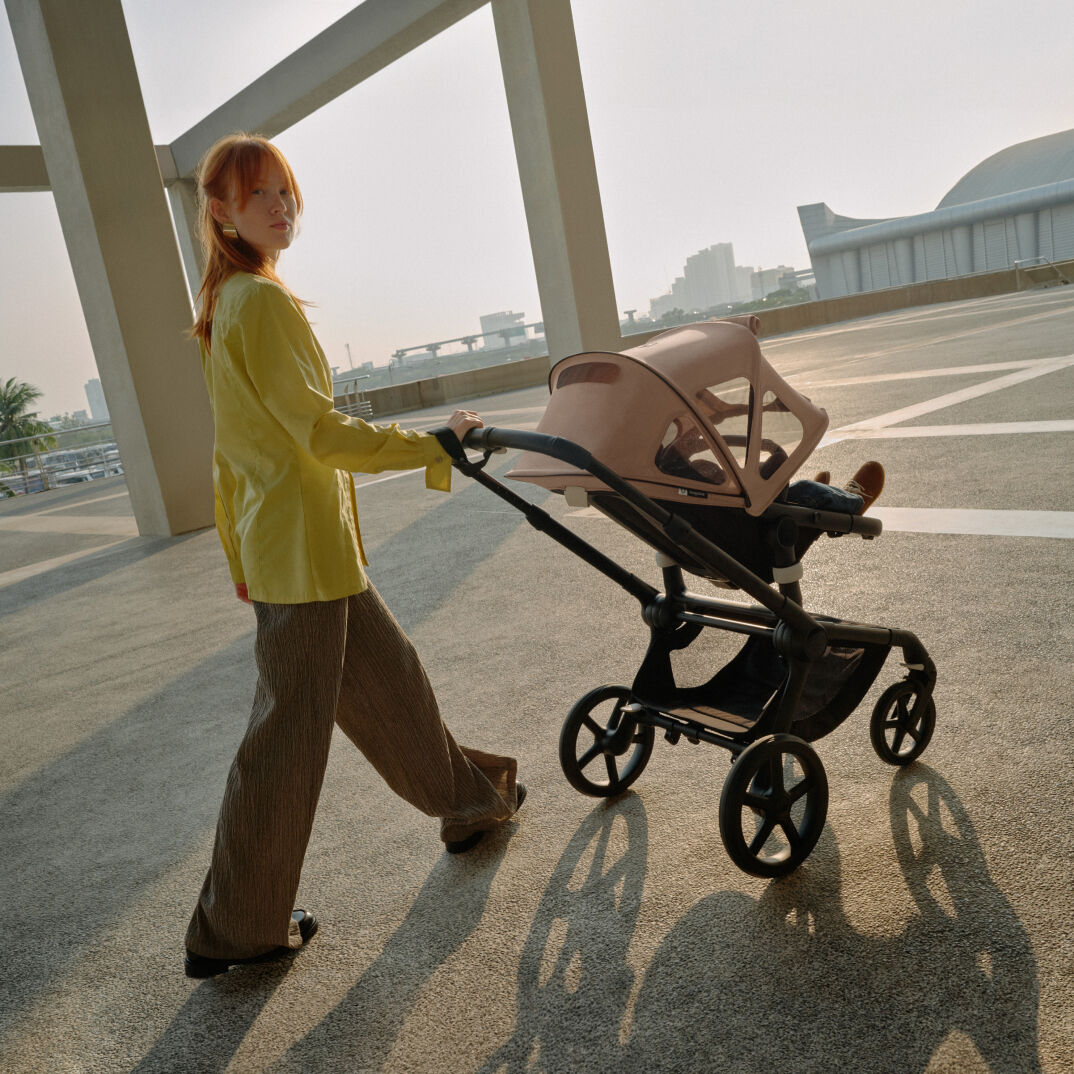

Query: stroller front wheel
718,734,829,878
560,685,655,797
870,680,936,765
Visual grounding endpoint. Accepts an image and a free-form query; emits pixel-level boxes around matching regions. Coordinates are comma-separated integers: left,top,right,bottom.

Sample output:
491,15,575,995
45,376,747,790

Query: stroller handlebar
446,425,826,647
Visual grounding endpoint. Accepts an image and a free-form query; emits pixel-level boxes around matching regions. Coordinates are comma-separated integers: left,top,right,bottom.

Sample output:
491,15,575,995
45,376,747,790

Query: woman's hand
235,582,252,604
447,409,483,448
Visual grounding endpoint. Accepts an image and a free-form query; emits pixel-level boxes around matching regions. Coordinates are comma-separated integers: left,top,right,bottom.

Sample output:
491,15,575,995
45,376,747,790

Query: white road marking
872,508,1074,539
836,355,1074,431
0,514,138,536
821,420,1074,445
565,505,1074,539
799,358,1057,389
0,539,131,588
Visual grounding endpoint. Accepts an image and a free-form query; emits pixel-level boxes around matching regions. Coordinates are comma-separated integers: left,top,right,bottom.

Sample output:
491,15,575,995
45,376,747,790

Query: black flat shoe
184,909,318,978
445,782,528,855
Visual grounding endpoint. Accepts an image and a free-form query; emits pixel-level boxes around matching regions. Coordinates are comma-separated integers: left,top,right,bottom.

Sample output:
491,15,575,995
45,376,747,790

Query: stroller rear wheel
870,680,936,765
718,734,828,878
560,685,655,797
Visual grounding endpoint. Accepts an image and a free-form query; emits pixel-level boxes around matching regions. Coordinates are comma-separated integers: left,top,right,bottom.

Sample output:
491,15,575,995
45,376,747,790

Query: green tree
0,377,57,494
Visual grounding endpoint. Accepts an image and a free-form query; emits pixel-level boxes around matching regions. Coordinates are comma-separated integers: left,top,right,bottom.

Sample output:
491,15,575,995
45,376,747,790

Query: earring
220,222,238,238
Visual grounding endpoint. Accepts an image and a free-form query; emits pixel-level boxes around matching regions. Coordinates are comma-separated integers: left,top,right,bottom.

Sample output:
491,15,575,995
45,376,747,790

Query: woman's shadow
483,766,1040,1074
266,847,507,1073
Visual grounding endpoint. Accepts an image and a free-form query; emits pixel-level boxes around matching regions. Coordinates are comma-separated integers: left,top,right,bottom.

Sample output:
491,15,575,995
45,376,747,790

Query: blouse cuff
423,435,454,492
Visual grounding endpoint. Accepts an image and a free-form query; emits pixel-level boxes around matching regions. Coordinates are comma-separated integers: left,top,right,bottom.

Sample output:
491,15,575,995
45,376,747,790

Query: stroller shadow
486,768,1040,1074
478,796,650,1073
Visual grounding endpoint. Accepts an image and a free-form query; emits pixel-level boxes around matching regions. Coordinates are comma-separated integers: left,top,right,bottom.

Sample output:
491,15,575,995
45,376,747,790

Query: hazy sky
2,0,1073,416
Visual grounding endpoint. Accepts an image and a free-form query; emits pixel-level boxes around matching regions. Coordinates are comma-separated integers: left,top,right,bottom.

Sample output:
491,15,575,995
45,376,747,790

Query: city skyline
3,0,1074,415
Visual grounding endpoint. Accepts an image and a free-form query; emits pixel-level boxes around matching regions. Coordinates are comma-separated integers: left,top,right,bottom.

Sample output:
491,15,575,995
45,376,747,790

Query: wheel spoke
604,753,619,785
743,791,771,814
749,816,777,855
787,774,814,804
769,757,786,795
891,725,908,753
781,818,803,850
581,715,603,737
578,742,603,770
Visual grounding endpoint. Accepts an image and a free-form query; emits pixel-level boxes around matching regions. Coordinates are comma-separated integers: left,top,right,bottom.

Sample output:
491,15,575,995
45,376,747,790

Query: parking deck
2,286,1072,1073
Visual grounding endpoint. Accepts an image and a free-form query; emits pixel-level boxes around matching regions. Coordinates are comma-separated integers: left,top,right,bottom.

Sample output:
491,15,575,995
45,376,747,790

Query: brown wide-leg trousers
186,583,517,960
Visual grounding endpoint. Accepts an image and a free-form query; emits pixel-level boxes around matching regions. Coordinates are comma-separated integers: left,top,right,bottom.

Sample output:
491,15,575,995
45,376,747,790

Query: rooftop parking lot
2,286,1072,1073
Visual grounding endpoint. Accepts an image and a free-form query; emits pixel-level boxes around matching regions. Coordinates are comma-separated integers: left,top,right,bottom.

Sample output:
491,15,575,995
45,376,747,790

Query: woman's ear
209,196,231,227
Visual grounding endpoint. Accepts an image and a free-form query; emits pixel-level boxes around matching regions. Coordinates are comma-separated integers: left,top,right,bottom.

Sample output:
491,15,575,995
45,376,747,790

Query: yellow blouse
200,272,452,603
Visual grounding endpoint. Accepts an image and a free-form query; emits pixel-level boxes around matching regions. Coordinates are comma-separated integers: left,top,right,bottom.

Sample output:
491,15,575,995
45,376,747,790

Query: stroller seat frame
434,425,937,878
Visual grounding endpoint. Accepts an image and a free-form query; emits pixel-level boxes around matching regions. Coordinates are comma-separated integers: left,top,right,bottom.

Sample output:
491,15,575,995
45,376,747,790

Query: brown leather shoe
844,462,885,514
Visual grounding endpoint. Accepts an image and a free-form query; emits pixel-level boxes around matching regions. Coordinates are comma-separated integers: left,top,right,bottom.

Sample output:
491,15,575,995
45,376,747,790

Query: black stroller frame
434,426,937,878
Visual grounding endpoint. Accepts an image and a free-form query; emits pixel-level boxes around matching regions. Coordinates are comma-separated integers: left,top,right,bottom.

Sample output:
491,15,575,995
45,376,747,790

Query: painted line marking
871,507,1074,539
0,514,139,536
31,491,130,515
820,420,1074,445
798,357,1059,390
836,355,1074,431
0,539,131,589
565,505,1074,539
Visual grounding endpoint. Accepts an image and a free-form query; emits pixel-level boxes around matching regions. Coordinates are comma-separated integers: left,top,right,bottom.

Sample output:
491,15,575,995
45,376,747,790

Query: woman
183,133,524,979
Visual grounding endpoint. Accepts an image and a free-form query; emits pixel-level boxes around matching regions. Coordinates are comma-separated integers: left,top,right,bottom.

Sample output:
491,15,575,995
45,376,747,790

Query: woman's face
212,160,298,258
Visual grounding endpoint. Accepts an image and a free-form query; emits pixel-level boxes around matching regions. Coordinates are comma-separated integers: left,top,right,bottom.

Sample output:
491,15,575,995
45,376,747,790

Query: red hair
191,133,306,349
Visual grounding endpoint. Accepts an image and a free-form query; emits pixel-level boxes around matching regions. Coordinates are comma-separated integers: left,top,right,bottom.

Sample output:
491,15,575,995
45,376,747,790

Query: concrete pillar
492,0,622,360
6,0,213,536
167,177,205,300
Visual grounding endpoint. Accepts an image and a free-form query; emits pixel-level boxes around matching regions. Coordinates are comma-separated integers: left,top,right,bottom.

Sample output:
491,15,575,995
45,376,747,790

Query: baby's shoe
845,462,885,514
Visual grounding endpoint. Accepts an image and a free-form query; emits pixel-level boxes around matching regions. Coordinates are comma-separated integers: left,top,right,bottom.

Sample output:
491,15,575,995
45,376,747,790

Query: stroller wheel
559,685,655,798
718,734,828,878
870,680,936,766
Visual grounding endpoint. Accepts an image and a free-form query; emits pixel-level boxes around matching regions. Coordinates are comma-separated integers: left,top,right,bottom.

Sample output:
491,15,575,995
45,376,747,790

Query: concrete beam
492,0,622,360
1,143,183,191
169,0,488,177
0,144,50,191
6,0,214,536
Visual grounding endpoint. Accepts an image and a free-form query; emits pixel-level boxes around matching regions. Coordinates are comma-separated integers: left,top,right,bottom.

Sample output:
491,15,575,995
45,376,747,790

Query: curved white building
799,128,1074,299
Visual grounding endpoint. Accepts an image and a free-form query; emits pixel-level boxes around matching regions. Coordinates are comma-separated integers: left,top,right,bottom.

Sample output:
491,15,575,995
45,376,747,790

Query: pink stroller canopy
508,319,829,516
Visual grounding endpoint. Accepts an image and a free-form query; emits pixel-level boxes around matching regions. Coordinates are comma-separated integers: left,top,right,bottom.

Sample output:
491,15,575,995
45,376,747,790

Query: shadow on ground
482,767,1039,1073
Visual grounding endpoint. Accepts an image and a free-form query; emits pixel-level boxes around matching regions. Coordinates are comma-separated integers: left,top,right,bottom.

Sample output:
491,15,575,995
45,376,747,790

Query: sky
2,0,1074,417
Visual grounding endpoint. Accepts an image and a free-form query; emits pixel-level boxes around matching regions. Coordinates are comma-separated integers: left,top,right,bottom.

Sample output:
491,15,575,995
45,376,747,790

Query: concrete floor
2,287,1072,1073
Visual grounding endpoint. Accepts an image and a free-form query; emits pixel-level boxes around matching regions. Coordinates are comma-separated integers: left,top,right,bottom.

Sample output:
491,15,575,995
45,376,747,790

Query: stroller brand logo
678,488,708,498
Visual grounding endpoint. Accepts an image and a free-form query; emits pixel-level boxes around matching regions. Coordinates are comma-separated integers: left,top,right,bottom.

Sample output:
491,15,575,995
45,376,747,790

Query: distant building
479,311,529,349
649,243,748,318
799,128,1074,299
751,265,795,301
85,378,109,422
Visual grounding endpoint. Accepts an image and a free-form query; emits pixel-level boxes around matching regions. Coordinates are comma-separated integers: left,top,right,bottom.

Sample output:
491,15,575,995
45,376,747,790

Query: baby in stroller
508,316,886,584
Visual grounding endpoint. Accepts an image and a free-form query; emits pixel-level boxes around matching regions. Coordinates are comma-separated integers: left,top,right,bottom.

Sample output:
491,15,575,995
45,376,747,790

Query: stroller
432,319,937,878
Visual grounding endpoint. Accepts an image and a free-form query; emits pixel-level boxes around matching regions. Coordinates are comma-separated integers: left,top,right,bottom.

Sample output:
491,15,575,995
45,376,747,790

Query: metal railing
1014,257,1072,288
0,421,121,496
335,376,374,420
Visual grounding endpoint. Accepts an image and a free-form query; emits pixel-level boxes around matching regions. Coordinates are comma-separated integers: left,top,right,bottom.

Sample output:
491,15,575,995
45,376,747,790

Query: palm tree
0,377,57,494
